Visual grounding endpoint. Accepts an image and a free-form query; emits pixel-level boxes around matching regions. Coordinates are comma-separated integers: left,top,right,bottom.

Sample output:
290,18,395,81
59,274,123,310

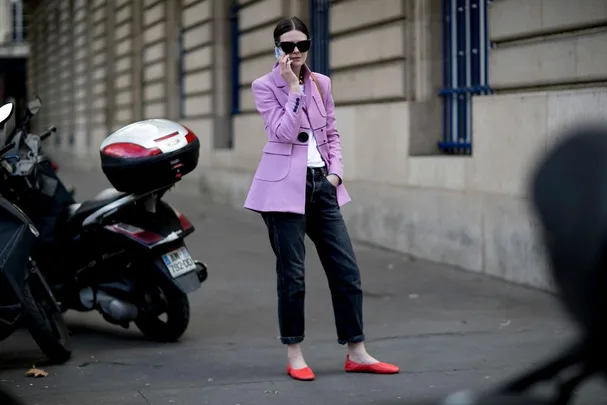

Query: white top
300,84,325,168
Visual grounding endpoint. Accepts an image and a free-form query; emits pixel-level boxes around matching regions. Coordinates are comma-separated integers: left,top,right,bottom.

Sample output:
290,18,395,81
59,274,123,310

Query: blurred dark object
488,123,607,404
531,123,607,339
0,385,24,405
388,124,607,405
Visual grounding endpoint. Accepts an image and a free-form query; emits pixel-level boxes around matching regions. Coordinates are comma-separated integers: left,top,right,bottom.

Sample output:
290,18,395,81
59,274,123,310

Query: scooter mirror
530,123,607,340
0,103,14,125
26,96,42,116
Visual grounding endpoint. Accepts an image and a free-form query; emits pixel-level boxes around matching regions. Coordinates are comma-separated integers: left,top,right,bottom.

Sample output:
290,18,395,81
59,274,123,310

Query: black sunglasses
277,39,311,54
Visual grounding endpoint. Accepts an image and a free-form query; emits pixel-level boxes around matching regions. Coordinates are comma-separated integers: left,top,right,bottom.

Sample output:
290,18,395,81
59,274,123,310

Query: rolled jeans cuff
280,335,305,345
338,334,365,345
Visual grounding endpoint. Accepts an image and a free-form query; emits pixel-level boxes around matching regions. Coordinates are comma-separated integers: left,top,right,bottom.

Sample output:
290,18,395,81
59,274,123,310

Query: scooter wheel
21,273,72,364
135,284,190,343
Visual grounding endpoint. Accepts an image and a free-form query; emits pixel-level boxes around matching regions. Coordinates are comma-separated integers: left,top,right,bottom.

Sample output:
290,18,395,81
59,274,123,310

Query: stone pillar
411,0,442,102
105,0,116,131
407,0,444,155
0,0,9,44
132,0,143,121
165,0,181,121
212,0,232,148
85,0,95,149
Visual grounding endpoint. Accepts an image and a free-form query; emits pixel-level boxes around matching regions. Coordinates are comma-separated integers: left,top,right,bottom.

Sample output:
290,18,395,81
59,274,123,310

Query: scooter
0,102,71,364
0,97,208,342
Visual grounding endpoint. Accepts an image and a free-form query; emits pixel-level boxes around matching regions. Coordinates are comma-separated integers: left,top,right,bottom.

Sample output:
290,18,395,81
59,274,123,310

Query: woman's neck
292,66,302,81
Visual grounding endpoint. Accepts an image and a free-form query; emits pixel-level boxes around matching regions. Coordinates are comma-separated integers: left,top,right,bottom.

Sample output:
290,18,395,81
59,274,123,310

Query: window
439,0,492,155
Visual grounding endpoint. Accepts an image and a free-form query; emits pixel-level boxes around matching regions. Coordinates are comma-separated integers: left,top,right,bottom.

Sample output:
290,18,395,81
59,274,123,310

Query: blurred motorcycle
0,96,208,343
0,102,72,364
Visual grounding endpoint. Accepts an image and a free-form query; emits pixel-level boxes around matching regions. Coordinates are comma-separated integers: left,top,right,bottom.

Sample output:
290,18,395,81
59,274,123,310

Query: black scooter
0,97,208,343
0,102,71,364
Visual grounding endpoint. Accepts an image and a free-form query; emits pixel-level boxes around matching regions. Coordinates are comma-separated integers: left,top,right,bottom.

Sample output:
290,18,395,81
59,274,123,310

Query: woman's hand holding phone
278,53,300,92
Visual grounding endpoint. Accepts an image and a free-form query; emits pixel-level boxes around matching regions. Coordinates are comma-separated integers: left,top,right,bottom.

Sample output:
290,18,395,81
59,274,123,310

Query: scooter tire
22,275,72,364
135,285,190,343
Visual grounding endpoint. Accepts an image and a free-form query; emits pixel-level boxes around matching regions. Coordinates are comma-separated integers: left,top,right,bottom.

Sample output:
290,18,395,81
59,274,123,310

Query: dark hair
273,17,310,43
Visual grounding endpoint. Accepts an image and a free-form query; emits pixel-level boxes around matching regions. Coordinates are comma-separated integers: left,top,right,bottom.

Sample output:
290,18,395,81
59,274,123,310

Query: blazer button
297,132,309,143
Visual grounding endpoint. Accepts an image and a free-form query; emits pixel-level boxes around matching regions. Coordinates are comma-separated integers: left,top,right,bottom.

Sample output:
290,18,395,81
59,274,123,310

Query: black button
296,98,300,102
297,132,309,143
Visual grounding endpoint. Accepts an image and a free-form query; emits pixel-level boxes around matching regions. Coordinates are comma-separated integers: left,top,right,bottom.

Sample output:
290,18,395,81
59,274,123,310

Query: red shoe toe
344,356,400,374
287,365,316,381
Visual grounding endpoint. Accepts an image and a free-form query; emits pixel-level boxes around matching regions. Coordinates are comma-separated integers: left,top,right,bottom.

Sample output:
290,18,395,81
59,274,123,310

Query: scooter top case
100,119,200,194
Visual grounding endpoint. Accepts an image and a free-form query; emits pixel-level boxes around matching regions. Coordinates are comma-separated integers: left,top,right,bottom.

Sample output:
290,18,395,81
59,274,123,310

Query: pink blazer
244,64,351,214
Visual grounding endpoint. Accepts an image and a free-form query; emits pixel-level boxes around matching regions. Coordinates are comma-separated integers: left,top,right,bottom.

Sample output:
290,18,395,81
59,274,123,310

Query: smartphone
274,45,285,61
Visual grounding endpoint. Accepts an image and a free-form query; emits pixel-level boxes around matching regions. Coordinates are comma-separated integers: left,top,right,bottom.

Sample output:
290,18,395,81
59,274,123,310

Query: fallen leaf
25,367,48,378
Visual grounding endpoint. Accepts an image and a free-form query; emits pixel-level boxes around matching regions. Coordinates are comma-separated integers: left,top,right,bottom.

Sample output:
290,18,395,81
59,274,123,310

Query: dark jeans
261,167,365,345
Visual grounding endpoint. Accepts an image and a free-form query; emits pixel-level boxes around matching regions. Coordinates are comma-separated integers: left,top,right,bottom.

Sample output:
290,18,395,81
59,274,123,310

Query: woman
244,16,399,381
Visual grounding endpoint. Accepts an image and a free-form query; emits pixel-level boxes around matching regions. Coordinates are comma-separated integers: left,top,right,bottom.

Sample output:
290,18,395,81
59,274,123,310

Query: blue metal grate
309,0,330,76
229,1,240,116
439,0,492,155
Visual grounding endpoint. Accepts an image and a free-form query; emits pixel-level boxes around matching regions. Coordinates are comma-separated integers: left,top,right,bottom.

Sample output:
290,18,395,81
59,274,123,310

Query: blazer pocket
254,142,293,182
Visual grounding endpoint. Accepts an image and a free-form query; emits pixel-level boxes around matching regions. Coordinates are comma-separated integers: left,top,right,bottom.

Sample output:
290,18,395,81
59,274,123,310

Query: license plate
162,247,197,278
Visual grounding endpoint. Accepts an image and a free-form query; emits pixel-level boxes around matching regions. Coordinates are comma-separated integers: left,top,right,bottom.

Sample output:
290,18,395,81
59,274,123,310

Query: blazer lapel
303,77,314,113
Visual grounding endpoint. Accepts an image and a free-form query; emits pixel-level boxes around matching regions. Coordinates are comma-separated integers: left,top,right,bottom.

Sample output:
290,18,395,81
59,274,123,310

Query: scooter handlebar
0,141,16,159
39,126,57,141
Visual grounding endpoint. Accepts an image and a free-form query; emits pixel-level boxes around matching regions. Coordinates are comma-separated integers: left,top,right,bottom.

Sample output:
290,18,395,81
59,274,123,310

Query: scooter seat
67,188,129,225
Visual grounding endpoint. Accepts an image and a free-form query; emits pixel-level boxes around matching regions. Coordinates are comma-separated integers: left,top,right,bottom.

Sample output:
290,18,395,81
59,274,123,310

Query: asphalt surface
0,165,606,405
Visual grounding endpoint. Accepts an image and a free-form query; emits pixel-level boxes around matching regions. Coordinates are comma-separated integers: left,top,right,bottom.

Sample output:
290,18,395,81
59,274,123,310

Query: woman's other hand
326,174,340,187
279,54,300,91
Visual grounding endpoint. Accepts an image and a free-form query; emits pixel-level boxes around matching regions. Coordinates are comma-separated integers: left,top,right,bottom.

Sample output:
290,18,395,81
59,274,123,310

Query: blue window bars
439,0,492,155
229,1,240,116
309,0,330,76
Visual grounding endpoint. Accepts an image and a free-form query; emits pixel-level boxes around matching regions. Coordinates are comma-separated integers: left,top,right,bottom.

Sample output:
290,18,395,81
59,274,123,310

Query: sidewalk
0,165,605,404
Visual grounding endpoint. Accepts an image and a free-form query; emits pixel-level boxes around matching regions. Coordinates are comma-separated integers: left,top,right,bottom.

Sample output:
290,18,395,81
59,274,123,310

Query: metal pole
480,0,486,87
450,0,458,146
465,0,471,146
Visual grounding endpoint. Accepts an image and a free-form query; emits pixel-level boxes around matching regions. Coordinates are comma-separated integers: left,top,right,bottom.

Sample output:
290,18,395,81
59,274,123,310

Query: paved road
0,165,605,404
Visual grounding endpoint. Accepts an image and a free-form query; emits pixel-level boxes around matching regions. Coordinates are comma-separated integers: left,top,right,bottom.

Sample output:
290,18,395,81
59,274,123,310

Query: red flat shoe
287,364,316,381
344,355,400,374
